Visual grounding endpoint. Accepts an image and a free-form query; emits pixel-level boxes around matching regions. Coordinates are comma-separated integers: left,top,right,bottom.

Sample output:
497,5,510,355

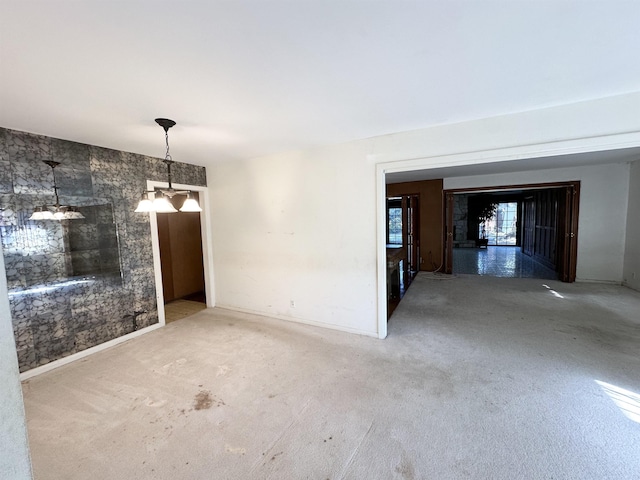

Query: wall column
0,244,33,479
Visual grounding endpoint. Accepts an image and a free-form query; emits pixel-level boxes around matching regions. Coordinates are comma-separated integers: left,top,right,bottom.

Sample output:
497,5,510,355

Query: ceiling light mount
155,118,176,132
135,118,202,214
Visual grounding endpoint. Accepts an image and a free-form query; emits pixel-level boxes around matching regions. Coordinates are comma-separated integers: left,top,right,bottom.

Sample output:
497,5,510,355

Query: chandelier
29,160,85,220
135,118,202,214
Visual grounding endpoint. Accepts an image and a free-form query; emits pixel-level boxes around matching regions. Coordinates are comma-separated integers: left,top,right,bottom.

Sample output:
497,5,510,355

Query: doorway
156,192,207,323
147,181,214,325
444,182,580,282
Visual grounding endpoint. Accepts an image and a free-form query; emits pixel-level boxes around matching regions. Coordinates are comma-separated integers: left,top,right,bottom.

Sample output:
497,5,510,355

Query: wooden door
406,195,420,277
532,189,560,270
444,192,454,274
522,195,535,256
557,184,580,282
401,196,409,281
157,195,206,302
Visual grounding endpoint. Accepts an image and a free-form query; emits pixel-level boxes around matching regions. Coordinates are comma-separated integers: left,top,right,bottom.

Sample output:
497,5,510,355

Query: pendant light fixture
134,118,202,214
29,160,85,221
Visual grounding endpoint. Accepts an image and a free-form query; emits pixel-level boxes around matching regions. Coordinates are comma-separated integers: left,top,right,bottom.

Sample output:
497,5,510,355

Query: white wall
623,160,640,291
208,142,379,336
209,93,640,337
444,163,631,283
0,247,33,479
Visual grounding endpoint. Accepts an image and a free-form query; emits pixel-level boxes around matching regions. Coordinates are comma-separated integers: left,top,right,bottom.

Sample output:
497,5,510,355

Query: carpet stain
155,358,188,375
225,445,246,455
144,397,167,408
193,390,223,410
395,453,416,479
565,324,626,349
405,365,455,398
194,391,212,410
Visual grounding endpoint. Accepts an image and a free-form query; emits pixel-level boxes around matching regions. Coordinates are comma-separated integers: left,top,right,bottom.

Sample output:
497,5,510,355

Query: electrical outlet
290,300,295,307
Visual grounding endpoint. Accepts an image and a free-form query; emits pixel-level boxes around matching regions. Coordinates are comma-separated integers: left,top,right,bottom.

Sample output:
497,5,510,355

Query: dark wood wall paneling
532,189,561,270
386,179,444,272
522,195,535,256
157,193,205,303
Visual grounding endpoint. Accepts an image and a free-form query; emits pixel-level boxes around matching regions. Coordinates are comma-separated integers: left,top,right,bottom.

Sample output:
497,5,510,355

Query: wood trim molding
443,180,580,195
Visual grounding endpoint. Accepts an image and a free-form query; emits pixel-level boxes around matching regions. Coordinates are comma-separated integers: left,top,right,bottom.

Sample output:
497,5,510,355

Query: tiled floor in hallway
453,246,558,279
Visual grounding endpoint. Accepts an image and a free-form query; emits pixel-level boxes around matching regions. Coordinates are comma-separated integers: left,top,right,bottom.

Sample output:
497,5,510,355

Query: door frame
147,180,215,325
375,130,640,339
388,193,420,281
443,181,580,280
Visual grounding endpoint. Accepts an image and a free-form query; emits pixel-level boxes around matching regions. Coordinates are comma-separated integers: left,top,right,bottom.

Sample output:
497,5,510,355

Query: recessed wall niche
2,196,122,286
0,127,207,372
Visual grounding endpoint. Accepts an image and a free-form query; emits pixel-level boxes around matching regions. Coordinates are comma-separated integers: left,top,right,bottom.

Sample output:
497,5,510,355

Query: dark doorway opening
444,181,580,282
386,194,420,318
156,192,207,323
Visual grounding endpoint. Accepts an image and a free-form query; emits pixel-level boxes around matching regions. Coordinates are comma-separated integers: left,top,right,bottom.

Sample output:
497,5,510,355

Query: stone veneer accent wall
453,194,475,248
0,127,206,372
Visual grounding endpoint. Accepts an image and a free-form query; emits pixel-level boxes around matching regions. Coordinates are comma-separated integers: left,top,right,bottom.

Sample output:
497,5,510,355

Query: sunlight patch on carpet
542,284,565,299
596,380,640,424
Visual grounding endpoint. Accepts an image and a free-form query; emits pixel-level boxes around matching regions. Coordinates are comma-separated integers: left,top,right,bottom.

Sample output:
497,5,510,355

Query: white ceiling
2,1,640,170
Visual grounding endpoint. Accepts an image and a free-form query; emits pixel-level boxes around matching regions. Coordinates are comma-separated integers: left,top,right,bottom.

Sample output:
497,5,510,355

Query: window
480,202,518,246
387,198,402,245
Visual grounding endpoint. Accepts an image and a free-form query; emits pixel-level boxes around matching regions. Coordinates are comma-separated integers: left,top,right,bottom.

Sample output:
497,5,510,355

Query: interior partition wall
0,127,206,373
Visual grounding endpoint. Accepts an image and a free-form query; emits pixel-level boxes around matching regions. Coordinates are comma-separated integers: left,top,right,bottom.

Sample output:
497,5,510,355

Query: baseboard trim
19,323,163,381
575,278,622,285
213,304,379,339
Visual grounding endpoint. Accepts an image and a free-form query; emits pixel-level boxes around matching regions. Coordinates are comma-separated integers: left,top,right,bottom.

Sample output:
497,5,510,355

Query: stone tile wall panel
0,127,206,372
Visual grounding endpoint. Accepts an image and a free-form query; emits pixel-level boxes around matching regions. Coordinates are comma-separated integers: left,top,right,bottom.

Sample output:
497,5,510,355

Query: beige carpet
21,275,640,479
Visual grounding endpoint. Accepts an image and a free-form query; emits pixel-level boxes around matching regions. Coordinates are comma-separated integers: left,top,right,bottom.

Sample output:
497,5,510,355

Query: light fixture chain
134,117,201,213
165,130,172,161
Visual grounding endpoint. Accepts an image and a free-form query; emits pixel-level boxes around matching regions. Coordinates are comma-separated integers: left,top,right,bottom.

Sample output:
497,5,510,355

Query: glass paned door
387,202,403,245
479,202,518,246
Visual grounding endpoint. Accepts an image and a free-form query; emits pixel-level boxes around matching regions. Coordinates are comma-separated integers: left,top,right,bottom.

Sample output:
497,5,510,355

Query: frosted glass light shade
30,205,85,220
134,197,155,213
65,209,85,219
152,195,178,213
179,197,202,212
29,207,53,220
